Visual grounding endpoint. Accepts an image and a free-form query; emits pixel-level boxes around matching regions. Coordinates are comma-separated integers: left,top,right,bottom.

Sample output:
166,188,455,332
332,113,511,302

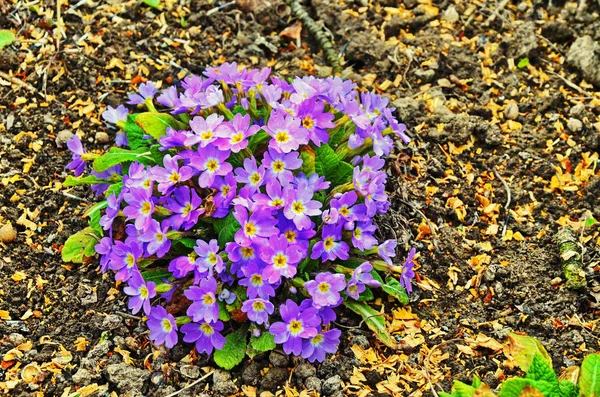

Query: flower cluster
65,63,415,364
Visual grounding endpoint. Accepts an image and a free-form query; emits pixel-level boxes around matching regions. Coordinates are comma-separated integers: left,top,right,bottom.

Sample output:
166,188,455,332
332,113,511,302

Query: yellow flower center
275,131,290,143
253,301,265,311
354,228,362,239
324,237,335,250
203,294,215,305
288,320,303,335
139,285,149,298
348,284,357,294
156,233,164,242
206,159,219,172
285,230,296,243
126,253,136,268
161,318,173,332
201,131,213,140
271,198,283,207
272,160,285,172
141,201,152,215
251,274,263,285
273,253,287,268
339,206,350,217
200,323,214,335
231,133,243,143
250,173,261,184
241,247,254,259
182,203,192,216
221,185,231,196
318,282,330,293
143,179,152,189
292,201,304,214
245,222,257,236
302,116,314,129
169,172,181,183
311,334,324,345
208,252,218,265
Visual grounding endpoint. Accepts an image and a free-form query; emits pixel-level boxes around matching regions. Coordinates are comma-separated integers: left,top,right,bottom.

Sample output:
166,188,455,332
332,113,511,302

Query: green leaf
64,175,110,187
0,30,15,49
452,380,476,397
526,354,558,384
214,327,247,370
218,300,231,322
106,182,124,197
213,213,241,249
559,380,578,397
299,146,316,175
248,130,269,152
140,269,172,284
499,378,535,397
357,287,374,302
93,147,154,172
135,112,186,140
123,114,149,150
88,206,103,237
585,217,598,228
297,240,319,275
517,58,530,69
142,0,162,9
382,277,409,305
62,227,99,263
83,200,108,219
250,331,276,353
343,301,396,348
507,333,553,373
314,144,354,186
579,353,600,397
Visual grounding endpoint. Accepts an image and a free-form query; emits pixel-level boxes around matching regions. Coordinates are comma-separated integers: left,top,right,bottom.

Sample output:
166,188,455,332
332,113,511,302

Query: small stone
242,362,261,386
295,363,316,379
567,118,583,133
304,376,322,393
95,132,110,144
214,380,238,397
87,340,112,359
212,369,231,384
567,36,600,88
516,2,528,12
269,351,290,368
569,104,586,117
503,102,519,120
442,6,459,23
124,336,139,351
260,367,288,391
55,130,74,148
72,368,92,385
414,69,436,83
150,372,165,386
0,222,17,243
102,314,123,330
180,365,201,379
8,333,25,346
350,335,370,349
106,363,149,395
483,266,496,282
322,375,342,396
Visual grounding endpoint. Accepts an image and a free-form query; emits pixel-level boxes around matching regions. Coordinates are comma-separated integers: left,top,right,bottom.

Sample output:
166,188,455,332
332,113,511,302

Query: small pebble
0,222,17,243
567,117,583,132
95,131,110,144
442,6,459,23
503,102,519,120
55,130,74,148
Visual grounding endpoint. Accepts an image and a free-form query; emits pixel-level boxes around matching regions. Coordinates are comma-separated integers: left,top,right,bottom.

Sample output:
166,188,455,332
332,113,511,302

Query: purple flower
242,298,274,325
262,148,302,184
238,262,276,299
128,81,157,105
150,154,194,194
122,188,155,231
233,206,278,246
234,157,265,194
124,162,153,193
185,277,219,323
157,86,182,109
186,114,224,147
261,234,303,284
159,127,191,150
383,108,410,144
95,236,113,273
400,247,416,294
164,186,204,230
299,299,337,325
168,252,200,279
304,272,346,308
276,213,315,253
283,184,322,230
90,165,122,196
188,146,232,188
264,111,309,153
330,191,366,224
311,224,350,262
66,135,86,176
291,173,330,194
218,288,237,304
269,299,321,356
346,262,381,300
301,328,342,363
214,113,259,152
351,221,378,251
102,105,128,125
213,173,237,217
124,270,156,315
99,193,122,230
194,239,224,275
378,239,397,265
147,305,178,348
139,219,171,258
181,320,226,355
254,180,286,210
296,99,335,146
109,241,144,282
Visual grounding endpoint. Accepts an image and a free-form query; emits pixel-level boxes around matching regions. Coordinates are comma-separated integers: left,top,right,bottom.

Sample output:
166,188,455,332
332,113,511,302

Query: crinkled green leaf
250,331,276,353
123,114,148,150
83,200,108,219
106,182,124,197
214,327,247,370
452,380,477,397
141,269,172,284
579,353,600,397
93,147,154,172
358,287,374,302
382,277,409,305
499,378,535,397
585,217,598,228
526,353,558,384
314,143,354,186
0,30,15,49
507,333,553,373
213,212,241,248
559,379,578,397
62,227,99,263
135,112,186,140
299,146,316,175
218,300,231,322
64,175,110,187
88,206,103,237
344,301,396,348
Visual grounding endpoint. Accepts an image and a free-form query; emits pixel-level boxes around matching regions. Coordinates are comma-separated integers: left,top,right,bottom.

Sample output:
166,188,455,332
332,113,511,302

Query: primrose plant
62,63,415,368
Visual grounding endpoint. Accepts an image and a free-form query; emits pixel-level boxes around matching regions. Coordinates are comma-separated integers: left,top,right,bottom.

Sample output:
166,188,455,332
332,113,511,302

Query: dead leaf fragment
21,363,42,383
0,222,17,243
279,22,302,41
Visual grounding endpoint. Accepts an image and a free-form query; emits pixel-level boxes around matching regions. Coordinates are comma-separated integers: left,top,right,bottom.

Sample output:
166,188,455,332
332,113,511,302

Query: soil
1,0,600,396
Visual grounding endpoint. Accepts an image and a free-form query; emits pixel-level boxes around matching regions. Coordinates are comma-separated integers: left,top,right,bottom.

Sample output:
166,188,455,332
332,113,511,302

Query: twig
482,0,509,27
164,370,215,397
115,311,144,321
0,71,43,97
424,338,464,397
286,0,342,75
62,191,90,202
549,71,590,96
489,167,511,237
398,199,439,251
